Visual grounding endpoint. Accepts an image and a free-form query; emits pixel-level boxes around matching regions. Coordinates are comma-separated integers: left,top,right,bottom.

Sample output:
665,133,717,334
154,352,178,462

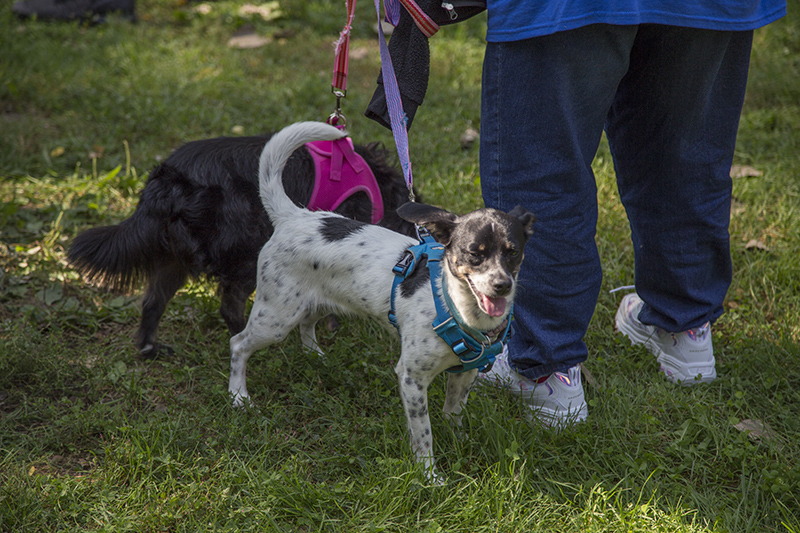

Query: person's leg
480,24,636,380
607,26,753,332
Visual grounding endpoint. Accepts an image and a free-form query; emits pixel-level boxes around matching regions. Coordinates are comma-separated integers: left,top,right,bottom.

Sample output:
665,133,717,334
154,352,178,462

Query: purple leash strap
374,0,416,202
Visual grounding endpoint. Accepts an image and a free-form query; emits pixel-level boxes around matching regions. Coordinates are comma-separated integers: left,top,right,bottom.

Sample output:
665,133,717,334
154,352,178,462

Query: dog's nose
493,278,512,296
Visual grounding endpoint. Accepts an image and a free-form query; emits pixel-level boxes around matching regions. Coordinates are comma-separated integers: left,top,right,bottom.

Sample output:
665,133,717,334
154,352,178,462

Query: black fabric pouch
364,0,486,130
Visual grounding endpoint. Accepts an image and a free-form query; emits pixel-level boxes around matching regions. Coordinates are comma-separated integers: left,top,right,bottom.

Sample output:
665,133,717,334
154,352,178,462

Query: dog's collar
388,229,514,374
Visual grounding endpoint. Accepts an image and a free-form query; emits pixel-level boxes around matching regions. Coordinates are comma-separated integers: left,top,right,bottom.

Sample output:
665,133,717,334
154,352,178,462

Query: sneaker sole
615,305,716,386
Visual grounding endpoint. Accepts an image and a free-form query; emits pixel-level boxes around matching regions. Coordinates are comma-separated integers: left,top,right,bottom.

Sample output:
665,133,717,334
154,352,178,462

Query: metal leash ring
328,88,347,128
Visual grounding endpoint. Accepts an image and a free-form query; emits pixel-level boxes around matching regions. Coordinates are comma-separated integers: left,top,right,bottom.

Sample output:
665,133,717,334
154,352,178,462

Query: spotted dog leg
395,357,440,483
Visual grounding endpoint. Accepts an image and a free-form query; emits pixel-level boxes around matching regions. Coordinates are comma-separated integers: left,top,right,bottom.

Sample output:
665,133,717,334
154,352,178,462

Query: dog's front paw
230,391,252,409
422,466,445,486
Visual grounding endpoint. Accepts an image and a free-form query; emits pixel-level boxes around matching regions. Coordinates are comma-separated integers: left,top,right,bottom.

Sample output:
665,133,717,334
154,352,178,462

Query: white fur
228,121,522,482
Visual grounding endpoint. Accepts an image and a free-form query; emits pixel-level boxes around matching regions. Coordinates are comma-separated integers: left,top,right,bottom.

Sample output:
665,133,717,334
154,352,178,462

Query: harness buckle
416,225,432,242
450,340,469,356
392,250,415,277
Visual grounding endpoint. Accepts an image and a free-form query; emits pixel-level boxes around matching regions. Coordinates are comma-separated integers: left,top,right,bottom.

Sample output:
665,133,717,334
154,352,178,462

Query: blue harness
388,230,514,374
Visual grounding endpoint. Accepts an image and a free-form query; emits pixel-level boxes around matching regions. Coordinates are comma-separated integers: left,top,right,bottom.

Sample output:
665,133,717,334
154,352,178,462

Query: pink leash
304,0,384,224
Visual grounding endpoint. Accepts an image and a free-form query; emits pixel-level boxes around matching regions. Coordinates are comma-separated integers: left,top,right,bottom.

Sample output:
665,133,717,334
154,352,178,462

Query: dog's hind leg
442,370,478,428
228,295,307,407
137,262,189,359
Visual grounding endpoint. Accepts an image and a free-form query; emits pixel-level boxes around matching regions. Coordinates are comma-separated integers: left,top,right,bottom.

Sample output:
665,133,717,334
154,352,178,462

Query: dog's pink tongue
482,294,507,317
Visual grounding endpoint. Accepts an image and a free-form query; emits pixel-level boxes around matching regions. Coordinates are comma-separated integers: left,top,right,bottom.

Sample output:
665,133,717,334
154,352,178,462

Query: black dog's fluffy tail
67,212,158,292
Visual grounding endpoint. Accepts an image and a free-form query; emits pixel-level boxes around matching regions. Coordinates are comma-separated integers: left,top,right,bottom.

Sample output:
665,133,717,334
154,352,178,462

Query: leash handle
374,0,415,201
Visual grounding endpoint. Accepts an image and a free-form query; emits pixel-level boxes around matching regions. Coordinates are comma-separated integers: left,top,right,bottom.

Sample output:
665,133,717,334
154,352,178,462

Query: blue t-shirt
486,0,787,42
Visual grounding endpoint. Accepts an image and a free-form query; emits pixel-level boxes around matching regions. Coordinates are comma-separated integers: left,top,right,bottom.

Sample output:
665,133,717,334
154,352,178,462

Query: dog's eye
505,248,519,257
466,249,482,263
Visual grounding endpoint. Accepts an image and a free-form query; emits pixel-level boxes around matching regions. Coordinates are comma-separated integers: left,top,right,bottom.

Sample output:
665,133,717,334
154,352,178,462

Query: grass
1,0,799,531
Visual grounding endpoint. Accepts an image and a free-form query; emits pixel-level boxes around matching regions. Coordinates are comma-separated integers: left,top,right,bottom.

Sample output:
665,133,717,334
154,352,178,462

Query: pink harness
304,137,384,224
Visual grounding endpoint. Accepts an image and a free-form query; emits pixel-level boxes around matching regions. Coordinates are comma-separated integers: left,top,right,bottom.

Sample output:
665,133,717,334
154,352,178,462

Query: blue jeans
480,24,753,380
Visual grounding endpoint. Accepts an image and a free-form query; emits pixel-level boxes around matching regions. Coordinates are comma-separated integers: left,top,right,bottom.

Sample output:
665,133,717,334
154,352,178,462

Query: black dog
68,134,417,358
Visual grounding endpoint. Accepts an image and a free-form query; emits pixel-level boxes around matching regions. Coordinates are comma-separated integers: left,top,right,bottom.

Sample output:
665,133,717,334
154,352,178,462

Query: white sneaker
615,293,716,385
479,346,588,428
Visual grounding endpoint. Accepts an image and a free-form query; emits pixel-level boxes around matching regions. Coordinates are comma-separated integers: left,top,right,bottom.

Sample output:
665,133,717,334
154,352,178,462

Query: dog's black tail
259,121,347,222
67,211,159,292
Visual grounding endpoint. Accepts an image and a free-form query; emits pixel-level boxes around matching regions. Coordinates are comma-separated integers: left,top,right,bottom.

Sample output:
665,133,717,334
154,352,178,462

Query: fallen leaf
460,127,479,149
745,239,769,251
580,363,599,390
238,2,281,21
349,46,370,60
228,34,270,48
231,125,245,135
730,165,763,178
734,419,776,442
50,146,65,157
192,2,211,15
89,145,104,159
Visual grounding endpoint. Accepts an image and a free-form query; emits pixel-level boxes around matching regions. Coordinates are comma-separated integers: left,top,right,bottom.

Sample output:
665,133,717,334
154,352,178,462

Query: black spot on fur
399,254,430,298
320,217,367,242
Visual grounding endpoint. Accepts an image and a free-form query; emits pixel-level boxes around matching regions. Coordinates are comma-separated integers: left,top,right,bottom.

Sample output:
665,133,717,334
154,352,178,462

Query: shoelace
608,284,636,294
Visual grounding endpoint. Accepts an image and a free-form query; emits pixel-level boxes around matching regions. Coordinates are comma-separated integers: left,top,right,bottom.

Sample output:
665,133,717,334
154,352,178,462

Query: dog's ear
396,202,458,245
508,205,535,238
